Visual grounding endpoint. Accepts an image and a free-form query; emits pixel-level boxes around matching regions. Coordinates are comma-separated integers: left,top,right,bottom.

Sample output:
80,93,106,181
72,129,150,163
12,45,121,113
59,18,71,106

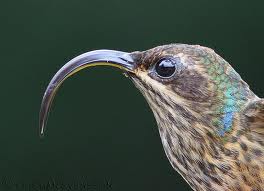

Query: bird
39,44,264,191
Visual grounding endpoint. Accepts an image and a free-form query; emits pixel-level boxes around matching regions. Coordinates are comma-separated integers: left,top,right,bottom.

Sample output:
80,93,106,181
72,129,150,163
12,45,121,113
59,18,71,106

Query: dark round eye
155,58,176,78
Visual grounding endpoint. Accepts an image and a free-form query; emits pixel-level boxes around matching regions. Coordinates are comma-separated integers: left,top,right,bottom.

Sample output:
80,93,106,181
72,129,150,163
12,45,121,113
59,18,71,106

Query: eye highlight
155,58,176,78
149,57,184,82
154,57,184,78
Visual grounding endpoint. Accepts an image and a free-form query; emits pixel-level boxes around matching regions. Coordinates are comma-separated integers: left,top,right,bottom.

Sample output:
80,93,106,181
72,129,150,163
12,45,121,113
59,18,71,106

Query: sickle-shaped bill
39,50,135,137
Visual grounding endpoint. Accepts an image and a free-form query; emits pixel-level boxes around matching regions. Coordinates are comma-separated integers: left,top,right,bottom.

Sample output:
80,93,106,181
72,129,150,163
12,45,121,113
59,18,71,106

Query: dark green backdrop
1,0,264,190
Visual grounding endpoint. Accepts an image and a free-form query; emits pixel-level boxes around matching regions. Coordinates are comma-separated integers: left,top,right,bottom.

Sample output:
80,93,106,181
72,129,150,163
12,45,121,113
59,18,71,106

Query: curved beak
39,50,135,137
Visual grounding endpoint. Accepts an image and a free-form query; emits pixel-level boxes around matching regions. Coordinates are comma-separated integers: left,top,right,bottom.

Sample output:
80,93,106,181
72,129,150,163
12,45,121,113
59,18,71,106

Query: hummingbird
39,44,264,191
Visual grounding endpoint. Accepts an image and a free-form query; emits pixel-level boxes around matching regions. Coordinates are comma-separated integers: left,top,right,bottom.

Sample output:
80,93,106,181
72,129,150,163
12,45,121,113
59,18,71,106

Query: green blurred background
0,0,263,190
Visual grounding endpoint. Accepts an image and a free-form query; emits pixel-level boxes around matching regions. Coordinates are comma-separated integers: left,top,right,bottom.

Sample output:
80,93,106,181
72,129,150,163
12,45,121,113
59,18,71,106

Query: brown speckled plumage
130,44,264,191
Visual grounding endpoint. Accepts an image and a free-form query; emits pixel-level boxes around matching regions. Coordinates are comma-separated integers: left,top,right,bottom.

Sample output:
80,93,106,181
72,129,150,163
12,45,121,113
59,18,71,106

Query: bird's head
40,44,254,139
42,44,257,151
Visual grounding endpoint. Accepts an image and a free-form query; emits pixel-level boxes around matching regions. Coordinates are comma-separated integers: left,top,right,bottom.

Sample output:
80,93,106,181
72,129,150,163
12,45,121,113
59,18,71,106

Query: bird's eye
154,58,176,78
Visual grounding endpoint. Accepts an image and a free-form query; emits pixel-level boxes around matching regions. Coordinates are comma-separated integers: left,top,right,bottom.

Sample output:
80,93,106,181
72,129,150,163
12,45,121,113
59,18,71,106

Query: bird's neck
150,98,260,191
155,111,235,191
154,99,264,191
133,76,261,190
